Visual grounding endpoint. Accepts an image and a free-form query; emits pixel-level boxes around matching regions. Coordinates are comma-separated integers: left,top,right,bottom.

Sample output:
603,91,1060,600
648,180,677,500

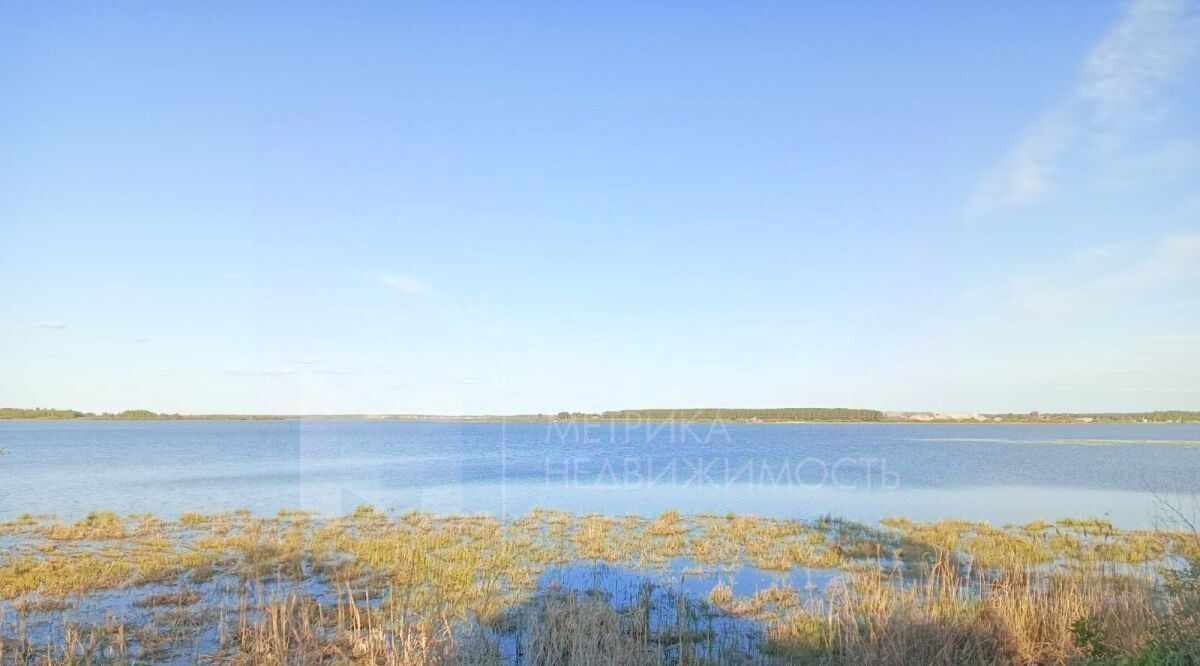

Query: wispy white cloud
1089,232,1200,291
1081,0,1199,121
969,117,1073,215
374,273,428,294
969,0,1199,216
1070,243,1126,265
32,321,67,330
94,285,139,295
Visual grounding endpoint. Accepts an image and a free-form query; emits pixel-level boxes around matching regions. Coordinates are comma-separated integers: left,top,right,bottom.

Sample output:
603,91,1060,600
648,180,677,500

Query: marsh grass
0,509,1196,664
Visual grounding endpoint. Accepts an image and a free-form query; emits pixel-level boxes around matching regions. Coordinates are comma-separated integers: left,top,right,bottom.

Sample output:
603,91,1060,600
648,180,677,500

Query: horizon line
3,406,1198,421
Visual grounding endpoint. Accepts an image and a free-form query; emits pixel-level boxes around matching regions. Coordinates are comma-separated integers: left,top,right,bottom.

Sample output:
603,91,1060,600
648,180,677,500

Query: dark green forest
0,408,83,419
0,408,179,420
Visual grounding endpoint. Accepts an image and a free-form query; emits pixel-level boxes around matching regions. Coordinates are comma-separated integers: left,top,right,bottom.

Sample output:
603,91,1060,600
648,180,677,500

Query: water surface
1,420,1197,527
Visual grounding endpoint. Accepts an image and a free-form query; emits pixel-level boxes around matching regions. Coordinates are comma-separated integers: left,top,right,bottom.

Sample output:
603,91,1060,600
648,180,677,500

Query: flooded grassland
1,509,1198,665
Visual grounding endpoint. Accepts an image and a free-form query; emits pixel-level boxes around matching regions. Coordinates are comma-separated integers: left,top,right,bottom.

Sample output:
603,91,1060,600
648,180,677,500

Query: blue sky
2,0,1198,414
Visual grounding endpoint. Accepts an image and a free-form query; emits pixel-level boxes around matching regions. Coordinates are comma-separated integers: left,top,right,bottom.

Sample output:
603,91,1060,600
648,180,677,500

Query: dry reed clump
878,516,1188,570
646,510,689,537
178,512,211,526
806,557,1163,666
221,593,410,664
521,591,660,666
9,595,68,613
215,586,670,666
214,585,506,666
982,569,1158,663
42,512,128,541
132,589,203,608
0,552,137,598
708,581,734,606
0,614,132,664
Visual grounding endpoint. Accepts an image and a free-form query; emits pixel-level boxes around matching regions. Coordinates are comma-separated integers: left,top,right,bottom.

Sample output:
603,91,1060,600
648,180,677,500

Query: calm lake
1,420,1198,527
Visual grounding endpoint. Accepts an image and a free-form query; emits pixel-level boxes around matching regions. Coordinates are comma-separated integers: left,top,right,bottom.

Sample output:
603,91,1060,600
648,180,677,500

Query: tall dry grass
805,552,1163,665
520,592,660,666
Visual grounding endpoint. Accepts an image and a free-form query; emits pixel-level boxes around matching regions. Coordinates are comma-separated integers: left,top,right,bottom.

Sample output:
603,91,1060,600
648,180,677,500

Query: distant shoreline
2,407,1198,425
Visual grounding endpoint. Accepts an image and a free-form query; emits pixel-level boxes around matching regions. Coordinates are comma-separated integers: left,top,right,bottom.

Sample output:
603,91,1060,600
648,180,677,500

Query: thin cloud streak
374,273,428,295
1081,0,1199,120
969,0,1199,216
969,117,1073,214
225,368,301,377
225,367,364,378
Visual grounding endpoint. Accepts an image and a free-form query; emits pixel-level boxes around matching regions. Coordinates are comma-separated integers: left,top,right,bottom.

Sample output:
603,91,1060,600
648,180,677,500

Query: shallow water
0,420,1197,527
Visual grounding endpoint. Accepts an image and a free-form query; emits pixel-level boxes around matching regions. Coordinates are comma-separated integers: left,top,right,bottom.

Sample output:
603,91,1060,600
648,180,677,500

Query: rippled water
1,420,1197,527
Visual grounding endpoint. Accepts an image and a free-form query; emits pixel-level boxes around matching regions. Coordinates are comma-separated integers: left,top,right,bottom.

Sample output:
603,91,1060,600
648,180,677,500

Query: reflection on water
0,420,1197,526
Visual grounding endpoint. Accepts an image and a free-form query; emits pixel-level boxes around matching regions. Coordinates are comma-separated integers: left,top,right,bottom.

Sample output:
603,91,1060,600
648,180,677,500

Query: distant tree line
0,407,182,420
3,406,1195,423
0,408,83,419
986,411,1200,423
96,409,182,420
595,408,885,422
